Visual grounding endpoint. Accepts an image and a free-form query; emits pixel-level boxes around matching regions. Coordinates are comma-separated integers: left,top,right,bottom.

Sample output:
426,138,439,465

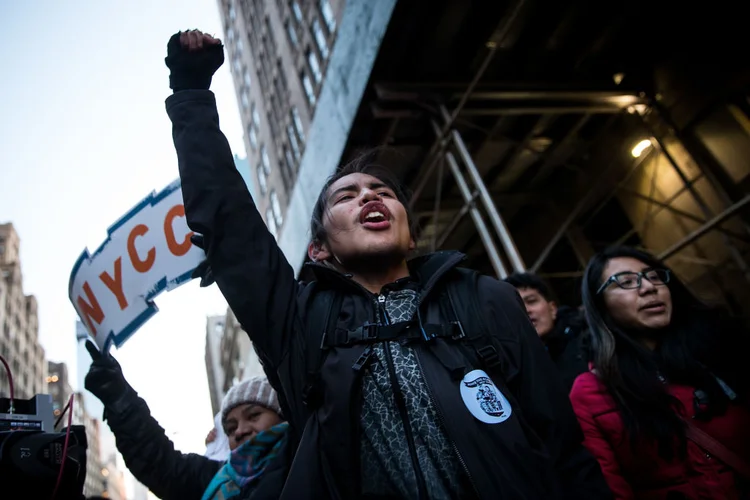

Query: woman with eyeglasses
570,245,750,499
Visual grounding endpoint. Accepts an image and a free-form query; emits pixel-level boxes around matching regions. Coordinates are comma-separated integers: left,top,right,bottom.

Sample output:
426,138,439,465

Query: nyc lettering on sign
68,179,205,351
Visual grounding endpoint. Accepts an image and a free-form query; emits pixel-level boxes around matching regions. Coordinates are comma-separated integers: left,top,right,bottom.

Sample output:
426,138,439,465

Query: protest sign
68,179,204,351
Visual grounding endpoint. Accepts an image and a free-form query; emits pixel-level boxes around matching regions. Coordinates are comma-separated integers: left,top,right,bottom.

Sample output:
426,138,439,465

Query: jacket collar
304,250,466,297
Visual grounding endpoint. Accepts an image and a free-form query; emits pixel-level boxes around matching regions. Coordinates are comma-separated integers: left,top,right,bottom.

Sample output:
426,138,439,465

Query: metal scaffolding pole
409,0,528,207
436,197,475,249
530,183,602,273
659,194,750,260
640,110,750,279
451,128,527,272
445,152,509,278
429,155,446,252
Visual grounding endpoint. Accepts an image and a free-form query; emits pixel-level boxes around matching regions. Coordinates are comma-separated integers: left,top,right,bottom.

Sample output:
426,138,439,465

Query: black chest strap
323,320,465,347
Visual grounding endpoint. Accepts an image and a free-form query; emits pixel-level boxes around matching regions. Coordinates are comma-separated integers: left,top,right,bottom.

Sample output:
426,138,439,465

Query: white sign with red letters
68,179,204,351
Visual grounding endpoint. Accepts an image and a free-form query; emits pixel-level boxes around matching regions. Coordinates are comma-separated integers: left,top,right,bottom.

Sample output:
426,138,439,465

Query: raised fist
84,340,133,411
165,29,225,92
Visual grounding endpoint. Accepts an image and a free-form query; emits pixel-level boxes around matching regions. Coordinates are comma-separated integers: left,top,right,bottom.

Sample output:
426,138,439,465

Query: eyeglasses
597,268,671,295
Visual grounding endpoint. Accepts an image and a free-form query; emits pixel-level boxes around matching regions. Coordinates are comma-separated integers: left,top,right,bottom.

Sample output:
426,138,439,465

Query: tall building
205,314,226,416
217,0,398,269
75,392,106,498
234,153,258,201
219,307,264,392
102,452,128,500
47,361,74,418
76,320,104,419
0,222,46,399
218,0,346,240
47,362,106,498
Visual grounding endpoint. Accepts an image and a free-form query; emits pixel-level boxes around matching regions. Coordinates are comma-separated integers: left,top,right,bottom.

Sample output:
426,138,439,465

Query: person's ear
308,240,331,262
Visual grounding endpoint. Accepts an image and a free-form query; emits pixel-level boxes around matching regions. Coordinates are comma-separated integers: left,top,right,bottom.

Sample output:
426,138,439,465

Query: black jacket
167,89,612,500
104,388,221,500
104,384,290,500
544,306,591,393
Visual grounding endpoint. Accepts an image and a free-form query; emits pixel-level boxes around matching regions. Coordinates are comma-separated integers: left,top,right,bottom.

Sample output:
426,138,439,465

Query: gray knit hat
220,375,281,421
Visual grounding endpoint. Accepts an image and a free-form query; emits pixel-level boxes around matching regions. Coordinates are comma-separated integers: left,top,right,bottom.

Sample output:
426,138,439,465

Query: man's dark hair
309,148,419,245
504,272,554,301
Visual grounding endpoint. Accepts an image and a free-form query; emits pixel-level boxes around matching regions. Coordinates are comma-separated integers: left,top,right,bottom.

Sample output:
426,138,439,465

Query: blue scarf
201,422,289,500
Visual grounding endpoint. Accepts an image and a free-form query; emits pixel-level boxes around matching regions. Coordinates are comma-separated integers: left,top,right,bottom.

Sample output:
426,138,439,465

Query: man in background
505,272,589,392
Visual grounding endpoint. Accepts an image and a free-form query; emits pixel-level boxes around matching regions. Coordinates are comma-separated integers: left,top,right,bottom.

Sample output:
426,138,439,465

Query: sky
0,1,246,456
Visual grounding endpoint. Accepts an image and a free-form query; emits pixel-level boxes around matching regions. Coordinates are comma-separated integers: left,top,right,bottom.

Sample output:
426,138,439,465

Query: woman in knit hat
202,376,289,499
84,341,289,500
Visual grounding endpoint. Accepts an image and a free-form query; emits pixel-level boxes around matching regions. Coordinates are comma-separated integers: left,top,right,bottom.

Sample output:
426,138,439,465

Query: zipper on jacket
377,294,429,500
414,351,479,497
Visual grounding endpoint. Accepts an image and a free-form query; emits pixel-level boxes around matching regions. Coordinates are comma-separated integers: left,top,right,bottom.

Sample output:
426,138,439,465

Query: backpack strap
443,268,505,377
323,321,464,347
302,284,344,409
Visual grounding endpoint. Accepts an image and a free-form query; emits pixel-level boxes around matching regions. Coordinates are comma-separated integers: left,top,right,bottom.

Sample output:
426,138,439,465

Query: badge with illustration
460,369,512,424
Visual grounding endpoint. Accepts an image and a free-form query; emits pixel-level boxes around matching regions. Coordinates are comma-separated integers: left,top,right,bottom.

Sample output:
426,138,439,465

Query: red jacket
570,372,750,499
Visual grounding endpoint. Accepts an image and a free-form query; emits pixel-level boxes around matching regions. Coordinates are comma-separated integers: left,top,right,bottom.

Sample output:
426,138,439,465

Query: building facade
217,0,345,240
205,307,265,404
47,361,74,418
75,392,106,498
219,307,264,392
205,314,226,416
234,153,258,202
0,223,45,400
47,362,106,498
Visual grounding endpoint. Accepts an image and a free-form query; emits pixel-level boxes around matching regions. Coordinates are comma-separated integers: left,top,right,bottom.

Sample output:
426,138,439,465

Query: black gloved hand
84,340,134,410
190,233,215,287
164,29,225,92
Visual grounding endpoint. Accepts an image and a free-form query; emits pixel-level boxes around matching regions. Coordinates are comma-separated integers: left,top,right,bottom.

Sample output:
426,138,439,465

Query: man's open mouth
360,202,392,224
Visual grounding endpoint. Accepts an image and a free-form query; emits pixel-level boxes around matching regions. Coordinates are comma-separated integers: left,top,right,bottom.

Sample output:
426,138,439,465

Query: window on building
284,147,296,173
266,207,278,239
307,50,322,83
320,0,336,32
228,2,237,21
287,124,300,160
277,59,288,94
243,67,252,88
236,38,244,55
251,104,261,128
232,55,242,75
312,18,329,59
265,17,277,54
261,145,271,175
226,26,236,44
285,21,298,47
240,88,250,110
257,164,267,195
292,1,303,24
270,190,284,226
301,73,316,106
291,106,305,143
247,123,258,150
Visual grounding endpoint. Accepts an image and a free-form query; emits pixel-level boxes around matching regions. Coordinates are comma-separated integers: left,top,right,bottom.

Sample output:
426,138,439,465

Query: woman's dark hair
309,148,419,246
582,245,740,459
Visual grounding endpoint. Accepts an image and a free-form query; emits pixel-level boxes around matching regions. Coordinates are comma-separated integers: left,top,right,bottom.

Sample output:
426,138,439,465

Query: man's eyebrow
328,183,357,201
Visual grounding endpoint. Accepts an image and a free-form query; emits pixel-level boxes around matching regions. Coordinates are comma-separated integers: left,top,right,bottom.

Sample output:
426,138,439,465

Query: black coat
104,388,220,500
103,383,289,500
167,89,612,500
544,306,591,393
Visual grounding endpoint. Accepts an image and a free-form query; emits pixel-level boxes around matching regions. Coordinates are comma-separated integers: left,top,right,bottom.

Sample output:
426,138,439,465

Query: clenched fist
165,29,225,92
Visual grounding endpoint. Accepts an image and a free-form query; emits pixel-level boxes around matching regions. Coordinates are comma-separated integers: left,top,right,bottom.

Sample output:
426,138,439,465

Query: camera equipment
0,394,55,432
0,422,88,498
1,354,87,499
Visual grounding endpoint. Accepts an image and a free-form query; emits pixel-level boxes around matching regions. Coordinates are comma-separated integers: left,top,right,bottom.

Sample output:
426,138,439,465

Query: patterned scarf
201,422,289,500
